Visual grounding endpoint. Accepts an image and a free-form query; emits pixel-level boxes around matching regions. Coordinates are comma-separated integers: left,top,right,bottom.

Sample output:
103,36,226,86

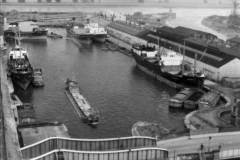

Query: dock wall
20,136,157,159
0,55,22,159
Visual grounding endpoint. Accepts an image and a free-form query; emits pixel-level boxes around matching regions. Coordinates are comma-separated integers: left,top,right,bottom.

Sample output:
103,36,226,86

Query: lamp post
208,136,212,152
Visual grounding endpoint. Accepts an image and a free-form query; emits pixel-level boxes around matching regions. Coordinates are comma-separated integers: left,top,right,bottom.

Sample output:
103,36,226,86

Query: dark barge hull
67,29,107,44
132,52,204,88
4,30,47,42
65,85,99,126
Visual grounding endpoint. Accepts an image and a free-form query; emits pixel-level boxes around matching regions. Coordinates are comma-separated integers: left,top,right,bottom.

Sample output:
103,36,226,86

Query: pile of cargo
221,77,240,88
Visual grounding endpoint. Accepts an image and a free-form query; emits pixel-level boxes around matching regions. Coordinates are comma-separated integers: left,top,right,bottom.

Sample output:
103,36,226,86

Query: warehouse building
107,21,240,81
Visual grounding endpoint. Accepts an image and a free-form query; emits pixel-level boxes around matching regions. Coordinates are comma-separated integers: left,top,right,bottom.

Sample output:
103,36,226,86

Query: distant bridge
0,2,233,12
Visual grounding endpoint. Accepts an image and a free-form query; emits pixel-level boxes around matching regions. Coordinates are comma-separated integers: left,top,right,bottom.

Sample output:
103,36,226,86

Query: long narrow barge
65,79,99,126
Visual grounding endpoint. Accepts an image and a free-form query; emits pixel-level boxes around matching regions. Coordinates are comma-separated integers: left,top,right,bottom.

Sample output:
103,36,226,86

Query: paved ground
157,131,240,159
0,54,22,160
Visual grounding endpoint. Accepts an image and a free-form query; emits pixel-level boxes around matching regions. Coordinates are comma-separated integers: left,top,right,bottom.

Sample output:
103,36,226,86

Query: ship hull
65,80,99,126
67,29,107,45
132,52,204,88
4,30,47,42
10,72,33,90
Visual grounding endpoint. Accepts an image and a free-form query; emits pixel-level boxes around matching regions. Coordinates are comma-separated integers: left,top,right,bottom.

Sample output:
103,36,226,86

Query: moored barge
184,90,204,110
169,88,197,108
65,79,99,126
4,21,47,42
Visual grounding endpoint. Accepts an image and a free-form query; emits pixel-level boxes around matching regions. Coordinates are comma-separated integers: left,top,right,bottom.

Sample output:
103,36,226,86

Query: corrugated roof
185,38,235,68
175,26,217,39
107,21,144,36
227,36,240,44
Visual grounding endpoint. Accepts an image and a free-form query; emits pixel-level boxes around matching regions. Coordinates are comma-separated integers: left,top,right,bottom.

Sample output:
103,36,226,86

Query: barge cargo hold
65,79,99,126
183,90,204,110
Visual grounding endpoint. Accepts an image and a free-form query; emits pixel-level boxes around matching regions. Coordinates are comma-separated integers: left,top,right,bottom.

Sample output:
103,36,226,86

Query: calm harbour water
14,29,188,139
13,7,231,139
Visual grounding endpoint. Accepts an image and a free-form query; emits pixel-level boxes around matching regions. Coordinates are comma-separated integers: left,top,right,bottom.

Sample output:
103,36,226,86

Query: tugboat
131,43,205,88
8,44,33,90
66,22,107,45
65,79,99,126
4,21,48,42
32,68,44,87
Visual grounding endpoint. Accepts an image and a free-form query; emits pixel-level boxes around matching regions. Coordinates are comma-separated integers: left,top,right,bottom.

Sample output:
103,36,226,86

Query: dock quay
184,81,237,134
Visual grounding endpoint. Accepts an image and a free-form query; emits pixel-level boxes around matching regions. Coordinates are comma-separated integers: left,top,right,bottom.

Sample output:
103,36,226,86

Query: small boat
47,32,63,39
169,88,196,108
65,79,99,126
16,103,36,125
184,90,204,110
32,68,44,87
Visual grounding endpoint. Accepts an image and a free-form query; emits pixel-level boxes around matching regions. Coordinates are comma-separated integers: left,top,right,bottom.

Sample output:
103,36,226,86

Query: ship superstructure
4,21,47,42
67,22,107,44
8,45,33,90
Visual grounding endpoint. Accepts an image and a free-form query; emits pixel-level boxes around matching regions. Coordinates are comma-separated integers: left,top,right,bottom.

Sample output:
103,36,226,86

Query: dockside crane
228,0,240,28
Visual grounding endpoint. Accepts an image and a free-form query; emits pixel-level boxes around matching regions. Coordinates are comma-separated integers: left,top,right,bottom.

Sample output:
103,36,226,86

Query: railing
220,148,240,159
30,147,168,160
20,136,157,159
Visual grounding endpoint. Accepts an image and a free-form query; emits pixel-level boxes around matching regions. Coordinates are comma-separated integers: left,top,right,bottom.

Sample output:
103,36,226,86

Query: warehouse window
55,0,61,2
2,0,6,3
18,0,25,2
73,0,78,2
38,0,42,2
46,0,52,3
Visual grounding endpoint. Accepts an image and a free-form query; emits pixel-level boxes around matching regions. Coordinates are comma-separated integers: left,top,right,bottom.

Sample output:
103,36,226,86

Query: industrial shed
107,21,147,46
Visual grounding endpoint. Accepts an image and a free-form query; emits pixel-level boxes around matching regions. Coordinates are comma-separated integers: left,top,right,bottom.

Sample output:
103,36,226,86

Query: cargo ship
66,23,107,45
4,21,48,42
8,45,33,90
131,44,205,88
65,79,99,126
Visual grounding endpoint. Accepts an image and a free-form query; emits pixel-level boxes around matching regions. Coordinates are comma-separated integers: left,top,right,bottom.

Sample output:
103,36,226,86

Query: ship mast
232,0,239,16
182,40,186,74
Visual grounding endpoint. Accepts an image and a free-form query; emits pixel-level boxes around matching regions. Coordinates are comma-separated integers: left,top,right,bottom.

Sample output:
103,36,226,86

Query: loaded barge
65,79,99,126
